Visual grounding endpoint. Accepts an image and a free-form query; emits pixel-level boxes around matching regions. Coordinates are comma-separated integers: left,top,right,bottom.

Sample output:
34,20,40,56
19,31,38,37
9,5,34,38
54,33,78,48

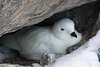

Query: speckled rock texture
0,64,31,67
0,0,97,37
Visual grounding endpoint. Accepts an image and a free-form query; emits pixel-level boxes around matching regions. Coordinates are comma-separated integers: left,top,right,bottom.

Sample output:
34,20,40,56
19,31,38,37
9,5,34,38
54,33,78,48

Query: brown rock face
0,0,97,37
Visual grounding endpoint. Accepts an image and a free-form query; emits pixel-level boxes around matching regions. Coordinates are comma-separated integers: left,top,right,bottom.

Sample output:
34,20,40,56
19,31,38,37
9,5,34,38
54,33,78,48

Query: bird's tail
0,34,19,50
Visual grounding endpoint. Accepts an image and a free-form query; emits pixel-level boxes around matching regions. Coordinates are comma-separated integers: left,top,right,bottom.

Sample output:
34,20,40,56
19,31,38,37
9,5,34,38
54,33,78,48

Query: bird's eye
61,28,64,31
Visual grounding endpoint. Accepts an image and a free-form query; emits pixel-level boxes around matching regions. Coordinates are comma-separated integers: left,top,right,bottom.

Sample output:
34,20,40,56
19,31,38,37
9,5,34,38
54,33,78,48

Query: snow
32,63,43,67
33,29,100,67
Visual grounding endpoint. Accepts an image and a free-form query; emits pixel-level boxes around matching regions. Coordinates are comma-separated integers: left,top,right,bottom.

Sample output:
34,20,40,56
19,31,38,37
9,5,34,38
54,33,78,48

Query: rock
0,64,31,67
0,0,97,37
66,1,100,39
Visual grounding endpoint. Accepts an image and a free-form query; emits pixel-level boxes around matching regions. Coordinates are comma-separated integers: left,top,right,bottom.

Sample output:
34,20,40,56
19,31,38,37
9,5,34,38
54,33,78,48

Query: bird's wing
15,27,52,51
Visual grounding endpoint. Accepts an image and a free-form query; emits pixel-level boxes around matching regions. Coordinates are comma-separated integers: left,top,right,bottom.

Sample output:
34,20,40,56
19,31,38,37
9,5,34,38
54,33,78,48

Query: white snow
33,29,100,67
32,63,43,67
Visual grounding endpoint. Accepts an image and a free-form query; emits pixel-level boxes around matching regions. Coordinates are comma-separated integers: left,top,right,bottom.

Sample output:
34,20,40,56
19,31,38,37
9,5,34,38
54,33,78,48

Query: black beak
71,32,77,38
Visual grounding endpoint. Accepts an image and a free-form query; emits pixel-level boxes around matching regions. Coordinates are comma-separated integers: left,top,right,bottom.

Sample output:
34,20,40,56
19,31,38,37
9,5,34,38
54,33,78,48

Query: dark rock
66,1,100,33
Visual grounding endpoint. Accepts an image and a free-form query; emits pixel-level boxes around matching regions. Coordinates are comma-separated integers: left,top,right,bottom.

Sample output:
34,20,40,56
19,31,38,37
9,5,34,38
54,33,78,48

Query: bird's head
52,18,82,42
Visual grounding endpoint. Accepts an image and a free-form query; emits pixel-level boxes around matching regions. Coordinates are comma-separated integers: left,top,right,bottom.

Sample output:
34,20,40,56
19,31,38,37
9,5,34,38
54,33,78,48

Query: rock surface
0,0,97,37
0,64,31,67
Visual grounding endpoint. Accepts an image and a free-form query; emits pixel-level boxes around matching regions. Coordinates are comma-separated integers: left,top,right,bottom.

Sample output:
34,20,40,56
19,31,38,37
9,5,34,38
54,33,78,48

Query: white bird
0,18,82,60
35,29,100,67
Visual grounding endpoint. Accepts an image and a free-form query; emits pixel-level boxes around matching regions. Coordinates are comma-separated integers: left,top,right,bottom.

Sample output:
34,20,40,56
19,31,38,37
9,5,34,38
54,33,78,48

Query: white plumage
0,18,82,60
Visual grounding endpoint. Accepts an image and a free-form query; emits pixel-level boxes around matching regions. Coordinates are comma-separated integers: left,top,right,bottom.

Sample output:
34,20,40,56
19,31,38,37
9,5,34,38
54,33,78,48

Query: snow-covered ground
33,29,100,67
